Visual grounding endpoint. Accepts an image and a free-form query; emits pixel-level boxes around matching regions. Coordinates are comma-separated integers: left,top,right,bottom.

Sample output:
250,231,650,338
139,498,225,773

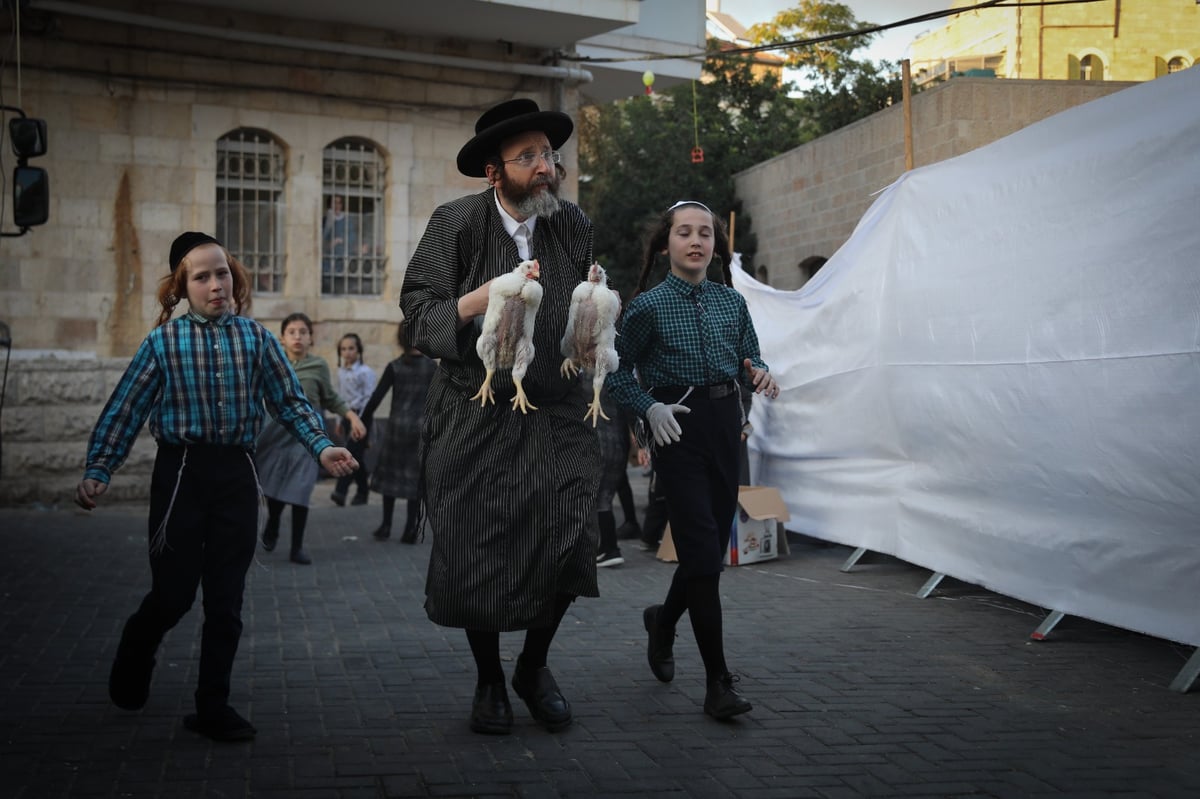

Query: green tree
579,50,806,298
799,60,906,137
745,0,878,89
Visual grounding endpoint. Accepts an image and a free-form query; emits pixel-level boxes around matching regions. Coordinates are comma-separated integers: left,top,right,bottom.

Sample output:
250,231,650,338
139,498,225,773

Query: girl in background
361,321,437,544
605,200,779,721
257,313,366,564
331,332,377,506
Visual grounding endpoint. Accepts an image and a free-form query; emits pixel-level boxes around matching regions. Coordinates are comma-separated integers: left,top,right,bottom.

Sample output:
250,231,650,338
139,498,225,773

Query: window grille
216,130,285,293
1079,54,1102,81
322,139,387,296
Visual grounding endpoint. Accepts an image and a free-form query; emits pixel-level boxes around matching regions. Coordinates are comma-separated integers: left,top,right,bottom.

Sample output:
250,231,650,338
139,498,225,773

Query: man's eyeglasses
501,150,562,169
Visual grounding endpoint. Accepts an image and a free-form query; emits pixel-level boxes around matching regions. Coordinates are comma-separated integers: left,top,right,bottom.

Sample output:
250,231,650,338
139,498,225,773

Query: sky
715,0,952,66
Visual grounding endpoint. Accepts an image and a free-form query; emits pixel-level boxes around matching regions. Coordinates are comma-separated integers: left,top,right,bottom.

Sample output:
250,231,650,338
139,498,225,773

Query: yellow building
910,0,1199,85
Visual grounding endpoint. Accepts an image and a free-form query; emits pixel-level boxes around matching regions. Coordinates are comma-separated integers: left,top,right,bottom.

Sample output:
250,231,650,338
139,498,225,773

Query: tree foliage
579,51,807,298
745,0,878,88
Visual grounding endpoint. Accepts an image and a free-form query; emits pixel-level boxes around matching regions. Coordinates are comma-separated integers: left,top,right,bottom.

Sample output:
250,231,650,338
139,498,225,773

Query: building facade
910,0,1199,85
0,0,703,505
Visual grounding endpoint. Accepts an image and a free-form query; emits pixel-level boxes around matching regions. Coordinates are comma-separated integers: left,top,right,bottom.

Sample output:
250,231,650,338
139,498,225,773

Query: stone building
910,0,1199,84
0,0,704,505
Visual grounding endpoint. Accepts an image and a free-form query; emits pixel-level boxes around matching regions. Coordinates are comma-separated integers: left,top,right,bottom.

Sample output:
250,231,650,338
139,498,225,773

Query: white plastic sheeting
735,68,1200,647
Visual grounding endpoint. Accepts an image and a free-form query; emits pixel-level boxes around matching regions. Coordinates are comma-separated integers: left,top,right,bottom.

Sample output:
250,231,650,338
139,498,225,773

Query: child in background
360,321,437,544
75,232,358,742
331,332,377,506
256,313,366,564
605,201,779,721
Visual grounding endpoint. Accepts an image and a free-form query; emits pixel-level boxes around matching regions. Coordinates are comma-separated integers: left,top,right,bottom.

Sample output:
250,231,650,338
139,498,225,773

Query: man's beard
499,168,561,218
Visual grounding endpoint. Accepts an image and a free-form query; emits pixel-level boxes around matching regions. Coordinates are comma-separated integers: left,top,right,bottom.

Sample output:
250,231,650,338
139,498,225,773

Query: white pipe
36,0,594,85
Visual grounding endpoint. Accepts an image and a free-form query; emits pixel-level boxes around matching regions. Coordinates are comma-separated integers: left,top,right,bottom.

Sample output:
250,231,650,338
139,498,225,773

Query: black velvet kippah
169,231,222,272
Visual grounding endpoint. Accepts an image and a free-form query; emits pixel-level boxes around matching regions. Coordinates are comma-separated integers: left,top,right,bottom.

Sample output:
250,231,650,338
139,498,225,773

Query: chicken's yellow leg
470,369,496,407
583,383,610,427
560,358,579,378
510,378,539,414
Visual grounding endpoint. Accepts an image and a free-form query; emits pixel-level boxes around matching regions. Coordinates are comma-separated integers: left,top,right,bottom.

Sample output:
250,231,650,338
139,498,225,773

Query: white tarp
735,68,1200,647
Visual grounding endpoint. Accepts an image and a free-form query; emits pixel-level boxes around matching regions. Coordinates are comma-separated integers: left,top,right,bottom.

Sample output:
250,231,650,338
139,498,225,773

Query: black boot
290,529,311,565
372,523,391,541
261,515,280,552
399,522,421,545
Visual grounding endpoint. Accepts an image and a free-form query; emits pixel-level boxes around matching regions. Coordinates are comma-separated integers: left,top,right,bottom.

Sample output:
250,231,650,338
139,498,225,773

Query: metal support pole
916,572,945,598
1168,648,1200,694
1030,610,1066,641
840,546,868,572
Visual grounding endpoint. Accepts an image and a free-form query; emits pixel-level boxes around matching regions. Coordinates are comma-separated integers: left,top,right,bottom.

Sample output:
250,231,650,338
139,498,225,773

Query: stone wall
0,352,155,507
736,78,1136,291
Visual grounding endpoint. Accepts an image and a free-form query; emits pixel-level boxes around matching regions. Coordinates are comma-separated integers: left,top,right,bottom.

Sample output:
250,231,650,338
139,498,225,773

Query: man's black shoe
643,604,675,683
183,705,257,742
704,673,752,720
108,651,155,711
511,658,572,732
469,681,513,735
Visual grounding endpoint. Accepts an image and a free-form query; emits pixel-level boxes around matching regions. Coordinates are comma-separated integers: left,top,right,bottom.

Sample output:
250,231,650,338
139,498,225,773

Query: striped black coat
400,189,601,631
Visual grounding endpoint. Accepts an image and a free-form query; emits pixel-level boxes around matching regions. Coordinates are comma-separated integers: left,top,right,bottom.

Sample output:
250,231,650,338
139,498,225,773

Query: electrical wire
562,0,1108,65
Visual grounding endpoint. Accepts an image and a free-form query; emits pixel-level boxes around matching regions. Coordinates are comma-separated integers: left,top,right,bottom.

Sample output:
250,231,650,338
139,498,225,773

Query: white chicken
560,261,621,427
471,259,544,414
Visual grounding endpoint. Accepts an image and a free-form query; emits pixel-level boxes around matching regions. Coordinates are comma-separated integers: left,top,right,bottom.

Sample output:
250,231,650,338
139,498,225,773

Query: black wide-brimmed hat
456,98,573,178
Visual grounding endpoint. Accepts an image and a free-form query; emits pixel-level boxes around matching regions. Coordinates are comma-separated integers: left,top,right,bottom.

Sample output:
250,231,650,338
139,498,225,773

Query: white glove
645,402,691,447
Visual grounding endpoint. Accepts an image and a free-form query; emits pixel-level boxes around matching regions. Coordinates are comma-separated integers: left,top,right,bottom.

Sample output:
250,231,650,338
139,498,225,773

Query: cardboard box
726,486,790,566
655,486,791,566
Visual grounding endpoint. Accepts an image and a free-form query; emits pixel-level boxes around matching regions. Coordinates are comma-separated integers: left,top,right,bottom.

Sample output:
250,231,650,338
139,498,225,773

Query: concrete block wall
0,353,156,507
736,78,1136,291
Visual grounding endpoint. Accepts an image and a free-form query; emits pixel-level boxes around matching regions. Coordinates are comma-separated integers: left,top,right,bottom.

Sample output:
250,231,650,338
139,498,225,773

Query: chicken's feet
510,378,539,414
583,384,610,427
560,358,580,378
470,369,497,407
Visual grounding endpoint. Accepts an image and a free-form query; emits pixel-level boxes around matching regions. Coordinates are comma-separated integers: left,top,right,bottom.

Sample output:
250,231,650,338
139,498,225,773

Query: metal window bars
216,130,285,294
322,139,387,296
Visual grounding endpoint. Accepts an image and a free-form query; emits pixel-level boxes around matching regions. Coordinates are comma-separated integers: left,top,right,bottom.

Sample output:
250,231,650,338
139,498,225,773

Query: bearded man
399,99,601,735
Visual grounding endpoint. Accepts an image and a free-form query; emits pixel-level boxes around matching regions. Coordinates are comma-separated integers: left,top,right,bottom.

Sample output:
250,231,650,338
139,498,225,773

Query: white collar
494,192,537,239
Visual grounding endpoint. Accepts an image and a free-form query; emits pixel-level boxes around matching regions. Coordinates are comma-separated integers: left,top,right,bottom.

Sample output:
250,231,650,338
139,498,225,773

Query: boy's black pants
117,443,259,713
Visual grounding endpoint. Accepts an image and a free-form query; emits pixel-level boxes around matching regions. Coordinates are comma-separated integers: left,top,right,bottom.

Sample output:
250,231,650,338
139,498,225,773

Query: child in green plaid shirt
605,201,779,721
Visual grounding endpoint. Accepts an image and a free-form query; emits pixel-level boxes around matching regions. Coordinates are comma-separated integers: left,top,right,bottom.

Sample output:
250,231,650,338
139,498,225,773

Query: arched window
1079,54,1102,81
322,138,387,295
216,129,285,293
1167,56,1189,74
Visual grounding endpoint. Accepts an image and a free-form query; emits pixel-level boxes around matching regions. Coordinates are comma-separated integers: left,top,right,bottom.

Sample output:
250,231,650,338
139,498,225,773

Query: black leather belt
654,382,737,400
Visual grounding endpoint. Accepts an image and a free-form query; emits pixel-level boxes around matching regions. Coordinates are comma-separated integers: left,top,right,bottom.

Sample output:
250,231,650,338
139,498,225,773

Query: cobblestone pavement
1,472,1197,798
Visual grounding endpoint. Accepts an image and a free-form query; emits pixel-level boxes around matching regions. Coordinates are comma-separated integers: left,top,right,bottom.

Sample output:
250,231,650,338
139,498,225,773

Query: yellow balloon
642,70,655,87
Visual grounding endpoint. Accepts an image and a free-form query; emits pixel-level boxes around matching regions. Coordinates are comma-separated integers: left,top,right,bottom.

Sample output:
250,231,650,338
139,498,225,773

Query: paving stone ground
1,470,1197,798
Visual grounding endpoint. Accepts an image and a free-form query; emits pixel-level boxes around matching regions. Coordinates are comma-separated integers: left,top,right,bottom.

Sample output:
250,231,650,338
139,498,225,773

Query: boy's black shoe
469,681,513,735
511,658,572,732
703,673,752,720
350,492,368,506
108,652,155,711
643,605,675,683
596,549,625,568
330,491,347,507
290,548,312,565
372,523,391,541
183,705,257,742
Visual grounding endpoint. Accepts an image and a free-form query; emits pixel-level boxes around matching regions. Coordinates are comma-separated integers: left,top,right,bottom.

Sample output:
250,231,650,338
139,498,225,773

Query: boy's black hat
456,98,573,178
169,231,222,272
